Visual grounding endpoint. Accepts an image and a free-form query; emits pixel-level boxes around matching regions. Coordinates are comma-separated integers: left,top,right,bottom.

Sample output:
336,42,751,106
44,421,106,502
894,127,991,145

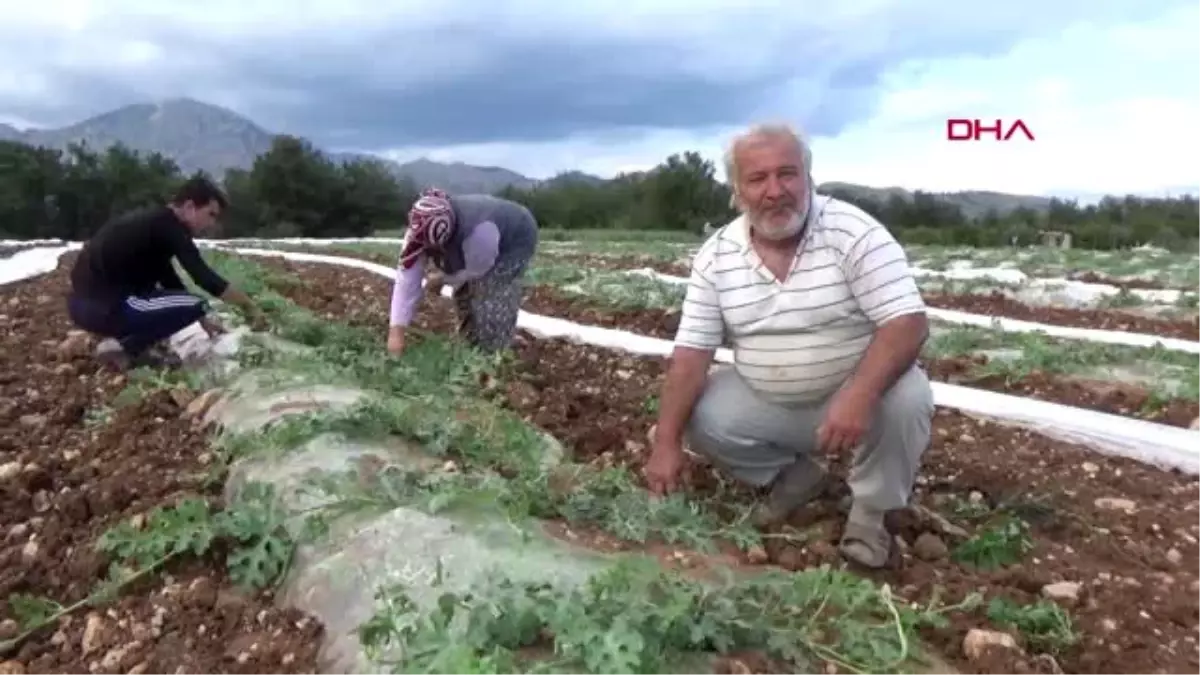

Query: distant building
1039,230,1072,249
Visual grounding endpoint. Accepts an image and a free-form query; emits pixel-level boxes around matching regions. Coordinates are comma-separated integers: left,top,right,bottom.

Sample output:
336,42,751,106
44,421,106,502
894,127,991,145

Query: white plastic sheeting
626,268,1200,355
0,243,82,285
1,244,1196,475
910,264,1185,305
206,236,406,246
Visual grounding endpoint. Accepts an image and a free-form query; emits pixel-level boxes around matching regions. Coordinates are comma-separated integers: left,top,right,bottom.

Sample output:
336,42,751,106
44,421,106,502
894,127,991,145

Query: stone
1166,548,1183,566
81,612,105,656
184,389,224,420
1041,581,1082,605
962,628,1020,661
0,462,19,481
1094,497,1137,513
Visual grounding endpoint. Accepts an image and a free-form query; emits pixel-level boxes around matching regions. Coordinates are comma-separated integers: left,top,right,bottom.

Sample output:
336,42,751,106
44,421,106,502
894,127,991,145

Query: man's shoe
94,339,132,371
752,460,832,527
129,350,183,370
146,343,184,369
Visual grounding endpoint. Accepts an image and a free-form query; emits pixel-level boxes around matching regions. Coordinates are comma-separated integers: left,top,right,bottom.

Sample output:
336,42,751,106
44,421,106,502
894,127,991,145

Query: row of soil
1067,270,1186,292
237,243,1197,427
250,241,1199,346
541,251,1200,341
253,255,1200,675
544,250,1192,294
0,259,323,674
523,285,1200,428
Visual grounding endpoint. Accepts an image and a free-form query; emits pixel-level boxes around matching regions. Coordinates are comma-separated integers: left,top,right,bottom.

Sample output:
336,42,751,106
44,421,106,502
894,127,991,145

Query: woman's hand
387,326,406,356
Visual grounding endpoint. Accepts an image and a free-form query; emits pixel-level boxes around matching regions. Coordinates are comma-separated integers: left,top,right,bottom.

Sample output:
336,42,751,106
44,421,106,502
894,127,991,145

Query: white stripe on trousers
125,294,203,313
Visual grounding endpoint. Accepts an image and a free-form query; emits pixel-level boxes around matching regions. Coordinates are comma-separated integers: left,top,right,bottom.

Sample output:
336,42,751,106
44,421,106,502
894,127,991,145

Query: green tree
0,133,1195,252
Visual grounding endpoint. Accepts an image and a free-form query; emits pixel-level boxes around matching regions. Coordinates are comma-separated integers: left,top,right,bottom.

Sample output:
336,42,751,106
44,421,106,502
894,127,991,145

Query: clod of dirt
744,545,769,565
0,620,17,641
774,545,806,571
0,660,26,674
56,330,91,359
912,532,949,561
184,576,219,610
962,628,1020,661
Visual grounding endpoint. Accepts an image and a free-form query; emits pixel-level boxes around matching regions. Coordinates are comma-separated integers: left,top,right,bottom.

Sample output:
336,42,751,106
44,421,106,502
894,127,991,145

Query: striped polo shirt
674,195,927,404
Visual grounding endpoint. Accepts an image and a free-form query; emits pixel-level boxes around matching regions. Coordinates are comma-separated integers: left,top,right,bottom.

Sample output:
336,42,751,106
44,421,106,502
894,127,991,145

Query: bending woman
387,188,539,355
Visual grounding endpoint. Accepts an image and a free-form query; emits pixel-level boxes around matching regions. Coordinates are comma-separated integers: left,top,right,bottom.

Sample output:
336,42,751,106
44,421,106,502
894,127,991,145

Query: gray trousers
685,365,934,512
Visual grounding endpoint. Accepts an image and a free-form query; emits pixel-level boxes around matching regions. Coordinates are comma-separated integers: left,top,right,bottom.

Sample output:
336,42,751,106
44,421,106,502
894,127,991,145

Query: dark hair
170,175,228,209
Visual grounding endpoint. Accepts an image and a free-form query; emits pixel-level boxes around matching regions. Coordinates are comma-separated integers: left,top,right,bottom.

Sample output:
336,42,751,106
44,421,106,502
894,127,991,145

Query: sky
0,0,1197,199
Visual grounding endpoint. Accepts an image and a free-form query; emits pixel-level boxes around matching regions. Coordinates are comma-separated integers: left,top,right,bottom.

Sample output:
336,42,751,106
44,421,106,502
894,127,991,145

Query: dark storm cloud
1,0,1194,149
230,43,787,147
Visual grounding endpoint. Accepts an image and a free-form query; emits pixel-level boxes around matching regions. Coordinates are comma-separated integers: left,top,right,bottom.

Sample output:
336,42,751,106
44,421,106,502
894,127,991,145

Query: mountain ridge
5,98,1061,216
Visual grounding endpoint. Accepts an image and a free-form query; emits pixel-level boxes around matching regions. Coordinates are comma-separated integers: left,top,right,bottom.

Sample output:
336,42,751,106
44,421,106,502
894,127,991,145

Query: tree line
1,135,1195,252
0,136,416,241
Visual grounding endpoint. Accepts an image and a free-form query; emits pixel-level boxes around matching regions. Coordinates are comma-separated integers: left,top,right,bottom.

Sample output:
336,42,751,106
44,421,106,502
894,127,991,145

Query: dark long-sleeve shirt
70,205,229,303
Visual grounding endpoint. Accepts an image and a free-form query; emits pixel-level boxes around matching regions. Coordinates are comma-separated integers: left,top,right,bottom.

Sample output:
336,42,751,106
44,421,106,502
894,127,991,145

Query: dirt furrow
0,260,323,674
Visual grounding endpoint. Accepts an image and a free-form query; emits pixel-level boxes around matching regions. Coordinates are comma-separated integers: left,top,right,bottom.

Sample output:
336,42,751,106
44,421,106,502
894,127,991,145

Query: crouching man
66,176,269,370
643,123,934,569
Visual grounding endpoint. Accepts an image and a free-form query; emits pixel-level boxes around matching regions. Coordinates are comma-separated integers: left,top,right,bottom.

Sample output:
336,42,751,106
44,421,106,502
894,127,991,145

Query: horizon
2,92,1197,204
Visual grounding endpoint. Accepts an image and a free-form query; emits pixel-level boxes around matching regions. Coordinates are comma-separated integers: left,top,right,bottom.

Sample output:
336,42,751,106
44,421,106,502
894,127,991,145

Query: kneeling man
644,123,934,569
66,176,268,370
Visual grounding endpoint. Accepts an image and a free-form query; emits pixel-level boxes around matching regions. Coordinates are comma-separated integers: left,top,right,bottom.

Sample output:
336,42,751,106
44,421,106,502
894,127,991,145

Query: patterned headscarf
399,187,456,269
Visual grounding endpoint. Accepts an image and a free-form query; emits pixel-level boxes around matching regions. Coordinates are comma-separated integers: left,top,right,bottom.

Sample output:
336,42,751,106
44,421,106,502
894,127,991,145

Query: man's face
733,136,808,240
180,200,221,232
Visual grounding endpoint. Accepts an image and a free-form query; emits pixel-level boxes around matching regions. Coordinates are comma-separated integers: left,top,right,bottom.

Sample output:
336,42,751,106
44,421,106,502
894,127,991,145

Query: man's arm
840,224,929,403
167,228,229,298
653,263,725,448
166,227,260,319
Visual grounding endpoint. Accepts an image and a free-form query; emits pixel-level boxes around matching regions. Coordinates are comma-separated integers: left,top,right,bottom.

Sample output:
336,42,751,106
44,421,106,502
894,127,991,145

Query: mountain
388,157,537,194
4,98,552,193
6,98,1066,214
7,99,277,179
818,181,1054,218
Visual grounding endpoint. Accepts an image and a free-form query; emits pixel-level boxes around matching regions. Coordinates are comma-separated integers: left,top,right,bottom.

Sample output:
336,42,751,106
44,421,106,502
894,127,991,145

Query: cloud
0,0,1195,196
385,2,1200,197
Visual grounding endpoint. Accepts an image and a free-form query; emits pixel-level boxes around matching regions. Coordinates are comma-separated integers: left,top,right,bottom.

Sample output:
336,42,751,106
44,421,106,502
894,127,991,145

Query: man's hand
817,384,877,455
387,326,406,356
644,431,687,495
238,306,270,331
199,316,225,338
